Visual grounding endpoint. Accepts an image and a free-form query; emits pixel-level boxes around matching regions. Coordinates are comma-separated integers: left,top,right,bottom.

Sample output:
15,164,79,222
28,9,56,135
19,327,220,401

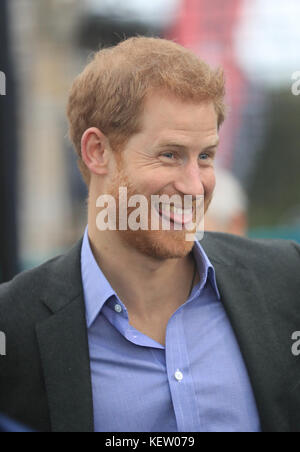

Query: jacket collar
36,239,94,432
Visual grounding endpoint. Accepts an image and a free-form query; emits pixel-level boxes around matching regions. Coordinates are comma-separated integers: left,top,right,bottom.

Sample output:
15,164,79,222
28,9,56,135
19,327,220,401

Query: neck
87,217,197,319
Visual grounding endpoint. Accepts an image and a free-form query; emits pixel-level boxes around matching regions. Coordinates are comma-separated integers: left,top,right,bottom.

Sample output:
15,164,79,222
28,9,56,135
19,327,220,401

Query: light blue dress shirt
81,227,261,432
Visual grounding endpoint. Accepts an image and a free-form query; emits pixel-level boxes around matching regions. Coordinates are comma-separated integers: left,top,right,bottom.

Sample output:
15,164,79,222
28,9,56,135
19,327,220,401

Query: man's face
106,92,219,260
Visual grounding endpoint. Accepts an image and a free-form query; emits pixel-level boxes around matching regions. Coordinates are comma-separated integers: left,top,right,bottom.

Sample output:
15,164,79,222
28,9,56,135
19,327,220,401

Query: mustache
152,194,204,211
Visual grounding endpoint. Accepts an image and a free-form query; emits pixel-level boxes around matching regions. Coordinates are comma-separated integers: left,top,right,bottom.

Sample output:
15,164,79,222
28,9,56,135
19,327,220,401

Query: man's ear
81,127,110,176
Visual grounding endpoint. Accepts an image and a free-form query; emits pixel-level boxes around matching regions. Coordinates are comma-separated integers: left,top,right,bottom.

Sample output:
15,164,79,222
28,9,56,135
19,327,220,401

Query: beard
104,165,211,260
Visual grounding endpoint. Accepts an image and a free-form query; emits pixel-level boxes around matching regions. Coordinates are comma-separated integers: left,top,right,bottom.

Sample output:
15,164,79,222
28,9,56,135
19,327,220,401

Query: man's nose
173,162,205,197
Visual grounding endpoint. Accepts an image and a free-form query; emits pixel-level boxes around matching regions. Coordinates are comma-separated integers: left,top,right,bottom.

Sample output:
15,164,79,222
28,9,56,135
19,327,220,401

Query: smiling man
0,37,300,433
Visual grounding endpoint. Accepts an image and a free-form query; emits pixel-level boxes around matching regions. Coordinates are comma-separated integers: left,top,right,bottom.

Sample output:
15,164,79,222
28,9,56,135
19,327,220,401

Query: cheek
129,168,172,195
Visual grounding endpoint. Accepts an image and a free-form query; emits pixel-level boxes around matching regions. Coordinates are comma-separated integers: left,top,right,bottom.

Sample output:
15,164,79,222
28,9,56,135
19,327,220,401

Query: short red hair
67,37,226,185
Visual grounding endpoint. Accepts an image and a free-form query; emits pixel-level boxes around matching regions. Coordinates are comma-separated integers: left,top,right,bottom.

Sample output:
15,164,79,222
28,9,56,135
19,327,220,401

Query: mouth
156,204,194,226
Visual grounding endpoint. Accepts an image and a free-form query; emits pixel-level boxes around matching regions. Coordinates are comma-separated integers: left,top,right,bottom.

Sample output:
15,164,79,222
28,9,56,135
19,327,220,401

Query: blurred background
0,0,300,281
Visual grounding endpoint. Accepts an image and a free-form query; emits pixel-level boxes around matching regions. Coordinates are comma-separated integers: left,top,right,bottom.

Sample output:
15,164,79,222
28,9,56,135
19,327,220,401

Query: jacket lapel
201,234,294,432
212,263,288,432
35,240,94,432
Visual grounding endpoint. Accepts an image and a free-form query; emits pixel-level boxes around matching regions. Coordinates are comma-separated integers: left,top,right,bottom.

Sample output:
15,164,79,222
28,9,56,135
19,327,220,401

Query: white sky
83,0,181,27
84,0,300,86
236,0,300,85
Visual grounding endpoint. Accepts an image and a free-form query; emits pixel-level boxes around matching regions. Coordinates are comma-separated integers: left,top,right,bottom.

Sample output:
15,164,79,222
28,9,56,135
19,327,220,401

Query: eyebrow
156,139,220,152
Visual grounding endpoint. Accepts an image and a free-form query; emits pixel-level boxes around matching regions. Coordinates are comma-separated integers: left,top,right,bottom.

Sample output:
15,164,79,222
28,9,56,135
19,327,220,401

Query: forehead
138,91,218,146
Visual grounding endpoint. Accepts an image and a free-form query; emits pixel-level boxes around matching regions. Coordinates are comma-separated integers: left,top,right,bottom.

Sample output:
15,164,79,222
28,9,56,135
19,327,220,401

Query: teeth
168,206,192,215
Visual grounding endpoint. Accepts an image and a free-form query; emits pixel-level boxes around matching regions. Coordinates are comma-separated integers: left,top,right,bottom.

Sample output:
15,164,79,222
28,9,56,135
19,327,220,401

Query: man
0,37,300,433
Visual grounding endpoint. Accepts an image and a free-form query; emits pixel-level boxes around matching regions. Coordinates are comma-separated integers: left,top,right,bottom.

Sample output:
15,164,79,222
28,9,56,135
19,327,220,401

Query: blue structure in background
249,227,300,244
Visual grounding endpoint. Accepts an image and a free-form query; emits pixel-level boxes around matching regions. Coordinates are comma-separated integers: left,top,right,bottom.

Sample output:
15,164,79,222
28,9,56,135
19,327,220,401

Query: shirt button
174,370,183,382
114,304,122,313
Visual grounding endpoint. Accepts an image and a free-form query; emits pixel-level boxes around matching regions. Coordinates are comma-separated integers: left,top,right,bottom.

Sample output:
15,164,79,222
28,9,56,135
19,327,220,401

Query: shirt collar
81,226,221,328
192,240,221,300
81,226,116,328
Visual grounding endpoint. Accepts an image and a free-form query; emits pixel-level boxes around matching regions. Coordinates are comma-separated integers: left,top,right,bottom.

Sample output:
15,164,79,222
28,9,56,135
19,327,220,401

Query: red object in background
166,0,248,170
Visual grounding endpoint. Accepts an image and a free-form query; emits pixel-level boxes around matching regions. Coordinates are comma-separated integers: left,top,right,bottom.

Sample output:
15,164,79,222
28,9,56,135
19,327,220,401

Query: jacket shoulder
0,239,83,312
202,231,300,270
0,254,63,306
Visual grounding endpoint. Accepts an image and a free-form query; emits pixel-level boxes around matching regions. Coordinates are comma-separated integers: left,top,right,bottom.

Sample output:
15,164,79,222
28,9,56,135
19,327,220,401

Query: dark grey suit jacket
0,232,300,432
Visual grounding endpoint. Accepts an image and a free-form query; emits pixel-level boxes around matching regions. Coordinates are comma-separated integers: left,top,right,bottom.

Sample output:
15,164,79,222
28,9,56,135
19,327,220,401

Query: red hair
67,37,226,185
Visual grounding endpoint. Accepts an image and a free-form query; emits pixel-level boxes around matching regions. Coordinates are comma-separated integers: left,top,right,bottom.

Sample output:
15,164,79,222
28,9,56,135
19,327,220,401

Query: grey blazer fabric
0,232,300,432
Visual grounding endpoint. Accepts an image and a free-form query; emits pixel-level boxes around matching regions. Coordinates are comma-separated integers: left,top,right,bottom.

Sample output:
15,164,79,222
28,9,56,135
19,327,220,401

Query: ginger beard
105,165,212,260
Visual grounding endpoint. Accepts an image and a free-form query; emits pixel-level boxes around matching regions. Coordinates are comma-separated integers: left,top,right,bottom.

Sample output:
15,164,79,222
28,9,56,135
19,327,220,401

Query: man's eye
162,152,175,159
199,153,209,160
